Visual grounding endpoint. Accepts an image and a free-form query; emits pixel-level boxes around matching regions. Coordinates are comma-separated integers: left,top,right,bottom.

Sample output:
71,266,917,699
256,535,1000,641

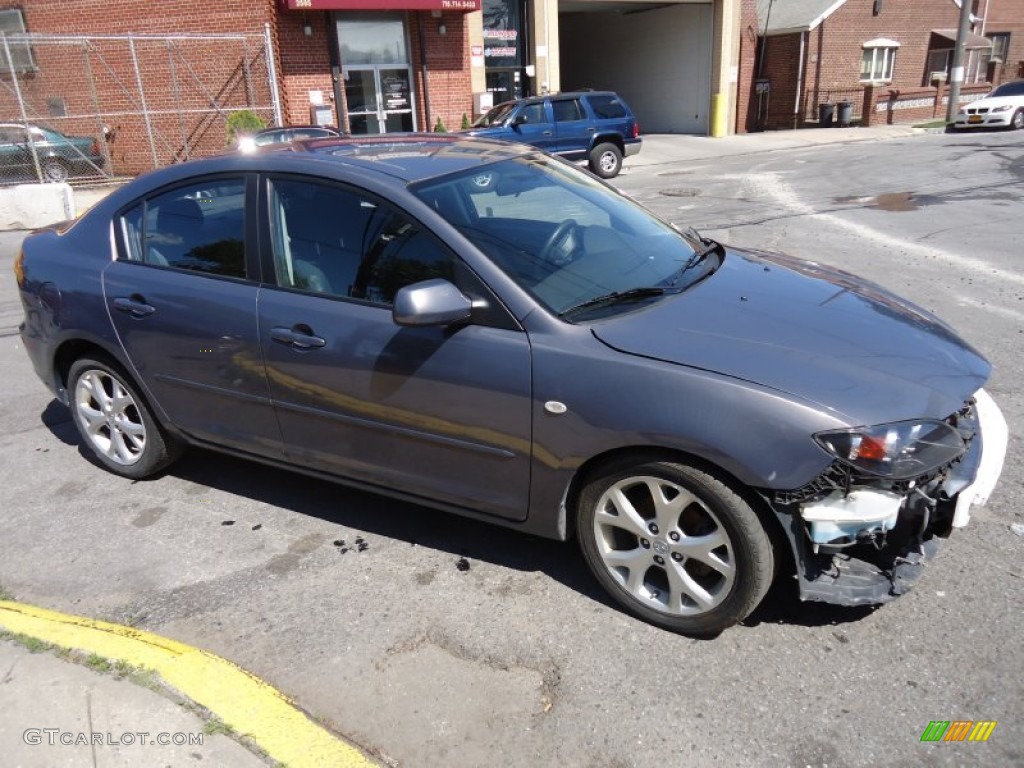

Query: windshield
990,81,1024,98
472,101,518,128
411,156,718,319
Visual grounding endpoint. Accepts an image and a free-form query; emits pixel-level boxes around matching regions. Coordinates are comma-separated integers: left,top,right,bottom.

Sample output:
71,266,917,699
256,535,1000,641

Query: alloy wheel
73,368,147,466
592,475,737,615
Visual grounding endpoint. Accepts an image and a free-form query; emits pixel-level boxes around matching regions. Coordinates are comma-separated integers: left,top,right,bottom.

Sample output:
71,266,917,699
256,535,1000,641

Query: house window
990,32,1010,63
0,8,35,74
861,38,899,82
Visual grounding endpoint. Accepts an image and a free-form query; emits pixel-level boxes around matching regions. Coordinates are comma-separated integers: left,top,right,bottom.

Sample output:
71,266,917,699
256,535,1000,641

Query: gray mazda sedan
15,135,1007,636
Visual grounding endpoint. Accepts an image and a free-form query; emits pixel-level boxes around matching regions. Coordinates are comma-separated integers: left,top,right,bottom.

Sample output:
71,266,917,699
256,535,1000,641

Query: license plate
968,115,983,123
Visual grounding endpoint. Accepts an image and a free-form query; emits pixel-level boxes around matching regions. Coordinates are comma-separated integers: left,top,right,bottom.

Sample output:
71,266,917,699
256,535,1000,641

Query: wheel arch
51,338,178,442
590,134,625,154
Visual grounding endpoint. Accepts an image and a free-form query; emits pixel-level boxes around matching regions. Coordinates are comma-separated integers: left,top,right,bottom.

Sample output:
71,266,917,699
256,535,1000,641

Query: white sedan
954,80,1024,130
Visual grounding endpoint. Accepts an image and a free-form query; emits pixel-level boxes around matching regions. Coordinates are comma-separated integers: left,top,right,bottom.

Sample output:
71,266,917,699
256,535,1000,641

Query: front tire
68,356,182,479
576,461,773,636
588,142,623,179
1011,109,1024,131
41,158,70,183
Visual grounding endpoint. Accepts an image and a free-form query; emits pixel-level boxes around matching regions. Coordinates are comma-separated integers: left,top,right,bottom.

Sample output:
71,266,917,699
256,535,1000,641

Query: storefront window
483,0,523,67
338,12,408,65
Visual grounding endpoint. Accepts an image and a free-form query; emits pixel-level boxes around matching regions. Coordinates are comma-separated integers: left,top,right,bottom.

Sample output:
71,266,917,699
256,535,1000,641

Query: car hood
590,247,990,425
970,94,1024,110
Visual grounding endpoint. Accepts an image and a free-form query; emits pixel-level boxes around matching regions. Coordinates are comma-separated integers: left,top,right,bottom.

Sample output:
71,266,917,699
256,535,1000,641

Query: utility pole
945,0,974,123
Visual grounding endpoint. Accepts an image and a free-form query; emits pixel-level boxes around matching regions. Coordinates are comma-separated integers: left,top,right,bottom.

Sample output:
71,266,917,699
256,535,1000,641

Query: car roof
98,135,536,203
509,90,620,105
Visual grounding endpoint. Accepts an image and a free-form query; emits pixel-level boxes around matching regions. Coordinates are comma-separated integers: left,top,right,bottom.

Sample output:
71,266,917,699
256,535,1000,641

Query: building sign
483,0,522,67
284,0,481,11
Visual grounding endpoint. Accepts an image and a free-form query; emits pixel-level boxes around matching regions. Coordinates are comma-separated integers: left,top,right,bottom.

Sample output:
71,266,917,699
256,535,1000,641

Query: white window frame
860,38,899,84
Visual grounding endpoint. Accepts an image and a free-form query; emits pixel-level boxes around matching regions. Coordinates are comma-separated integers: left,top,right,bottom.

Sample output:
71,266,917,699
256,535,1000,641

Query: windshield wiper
559,287,665,318
669,228,722,287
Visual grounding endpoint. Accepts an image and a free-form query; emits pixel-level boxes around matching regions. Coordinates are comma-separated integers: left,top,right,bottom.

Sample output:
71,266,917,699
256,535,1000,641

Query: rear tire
576,460,774,636
68,356,183,479
588,142,623,179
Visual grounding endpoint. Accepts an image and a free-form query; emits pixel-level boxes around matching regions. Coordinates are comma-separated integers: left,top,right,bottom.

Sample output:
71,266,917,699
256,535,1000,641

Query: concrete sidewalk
0,601,379,768
628,124,927,167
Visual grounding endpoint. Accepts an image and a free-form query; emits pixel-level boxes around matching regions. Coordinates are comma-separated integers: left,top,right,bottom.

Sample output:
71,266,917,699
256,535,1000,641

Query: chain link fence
0,29,281,186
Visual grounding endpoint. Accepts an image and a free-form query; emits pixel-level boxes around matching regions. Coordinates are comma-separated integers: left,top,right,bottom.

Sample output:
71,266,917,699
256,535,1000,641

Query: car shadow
41,401,879,634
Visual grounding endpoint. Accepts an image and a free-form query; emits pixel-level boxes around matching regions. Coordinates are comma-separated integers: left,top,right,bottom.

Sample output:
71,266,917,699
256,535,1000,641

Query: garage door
559,2,713,134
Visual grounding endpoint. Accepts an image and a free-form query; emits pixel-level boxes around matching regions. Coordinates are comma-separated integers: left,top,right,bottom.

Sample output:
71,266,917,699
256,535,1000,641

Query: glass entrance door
337,12,417,135
344,67,415,135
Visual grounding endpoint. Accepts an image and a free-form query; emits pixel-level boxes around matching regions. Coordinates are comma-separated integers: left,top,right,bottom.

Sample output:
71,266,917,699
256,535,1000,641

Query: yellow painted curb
0,601,377,768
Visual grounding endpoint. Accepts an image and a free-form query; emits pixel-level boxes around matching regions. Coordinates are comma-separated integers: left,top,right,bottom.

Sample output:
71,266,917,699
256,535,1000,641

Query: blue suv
467,91,641,178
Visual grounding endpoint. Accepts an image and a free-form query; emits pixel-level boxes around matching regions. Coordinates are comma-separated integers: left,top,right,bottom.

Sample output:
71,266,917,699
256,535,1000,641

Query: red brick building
744,0,1024,131
1,0,481,173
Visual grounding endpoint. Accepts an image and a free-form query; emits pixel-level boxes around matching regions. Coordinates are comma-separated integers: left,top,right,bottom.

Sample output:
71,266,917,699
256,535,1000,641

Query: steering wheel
538,219,578,266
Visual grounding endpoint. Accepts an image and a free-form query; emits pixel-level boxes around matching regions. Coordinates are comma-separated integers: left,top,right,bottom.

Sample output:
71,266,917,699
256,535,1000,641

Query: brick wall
983,0,1024,84
10,1,477,173
861,82,992,126
276,11,336,128
736,0,758,133
411,12,474,132
9,0,276,174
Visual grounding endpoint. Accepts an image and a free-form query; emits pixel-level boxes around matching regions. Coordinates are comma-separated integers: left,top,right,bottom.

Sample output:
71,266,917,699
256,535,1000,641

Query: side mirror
392,279,472,327
511,113,528,128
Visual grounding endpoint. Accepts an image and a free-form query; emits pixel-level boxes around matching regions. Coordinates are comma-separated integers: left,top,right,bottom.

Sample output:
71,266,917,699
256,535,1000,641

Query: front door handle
270,325,326,350
113,296,156,318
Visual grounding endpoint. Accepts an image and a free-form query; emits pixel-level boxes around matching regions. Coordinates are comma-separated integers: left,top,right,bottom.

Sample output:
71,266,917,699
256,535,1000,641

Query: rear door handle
113,296,156,318
271,325,326,350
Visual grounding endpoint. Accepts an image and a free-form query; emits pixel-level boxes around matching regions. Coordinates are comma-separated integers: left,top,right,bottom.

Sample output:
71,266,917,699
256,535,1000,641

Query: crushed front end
765,389,1008,606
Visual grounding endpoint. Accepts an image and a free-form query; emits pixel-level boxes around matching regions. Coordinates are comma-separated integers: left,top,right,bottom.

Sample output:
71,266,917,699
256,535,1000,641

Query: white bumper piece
952,388,1008,528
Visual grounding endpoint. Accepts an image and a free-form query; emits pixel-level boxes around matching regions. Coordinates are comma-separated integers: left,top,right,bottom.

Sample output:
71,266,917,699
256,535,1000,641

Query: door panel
259,293,532,520
104,264,281,456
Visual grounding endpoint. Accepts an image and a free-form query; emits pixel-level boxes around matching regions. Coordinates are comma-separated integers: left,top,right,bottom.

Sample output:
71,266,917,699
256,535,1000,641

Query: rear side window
119,179,246,279
552,98,584,122
587,94,627,119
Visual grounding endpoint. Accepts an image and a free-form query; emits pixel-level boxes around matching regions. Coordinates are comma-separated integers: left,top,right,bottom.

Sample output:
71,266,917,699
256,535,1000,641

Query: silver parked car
15,135,1007,636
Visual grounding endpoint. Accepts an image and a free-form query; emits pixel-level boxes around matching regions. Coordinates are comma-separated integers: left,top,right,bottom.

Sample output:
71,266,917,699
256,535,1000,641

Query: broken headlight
814,420,966,481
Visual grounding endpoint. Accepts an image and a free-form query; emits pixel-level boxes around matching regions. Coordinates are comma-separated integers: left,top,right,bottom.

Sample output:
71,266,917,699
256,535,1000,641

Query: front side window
268,177,455,306
518,103,547,124
119,180,246,278
861,42,897,82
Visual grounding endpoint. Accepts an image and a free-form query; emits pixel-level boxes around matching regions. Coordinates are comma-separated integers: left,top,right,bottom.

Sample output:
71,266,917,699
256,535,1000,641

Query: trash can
836,101,853,127
818,102,835,127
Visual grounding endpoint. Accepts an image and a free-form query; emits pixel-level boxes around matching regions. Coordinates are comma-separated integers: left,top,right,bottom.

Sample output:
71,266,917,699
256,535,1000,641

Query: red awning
283,0,481,11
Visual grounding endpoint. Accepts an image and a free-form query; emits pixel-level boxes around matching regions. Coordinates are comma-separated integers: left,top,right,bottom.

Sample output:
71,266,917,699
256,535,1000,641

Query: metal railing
0,28,281,186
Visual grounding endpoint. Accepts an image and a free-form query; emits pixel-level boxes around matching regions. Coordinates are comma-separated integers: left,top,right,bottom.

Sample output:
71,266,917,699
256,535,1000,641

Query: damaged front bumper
767,388,1008,606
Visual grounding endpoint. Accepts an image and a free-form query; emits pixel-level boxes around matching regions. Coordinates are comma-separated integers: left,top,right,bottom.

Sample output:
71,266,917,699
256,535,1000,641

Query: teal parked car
0,122,106,183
